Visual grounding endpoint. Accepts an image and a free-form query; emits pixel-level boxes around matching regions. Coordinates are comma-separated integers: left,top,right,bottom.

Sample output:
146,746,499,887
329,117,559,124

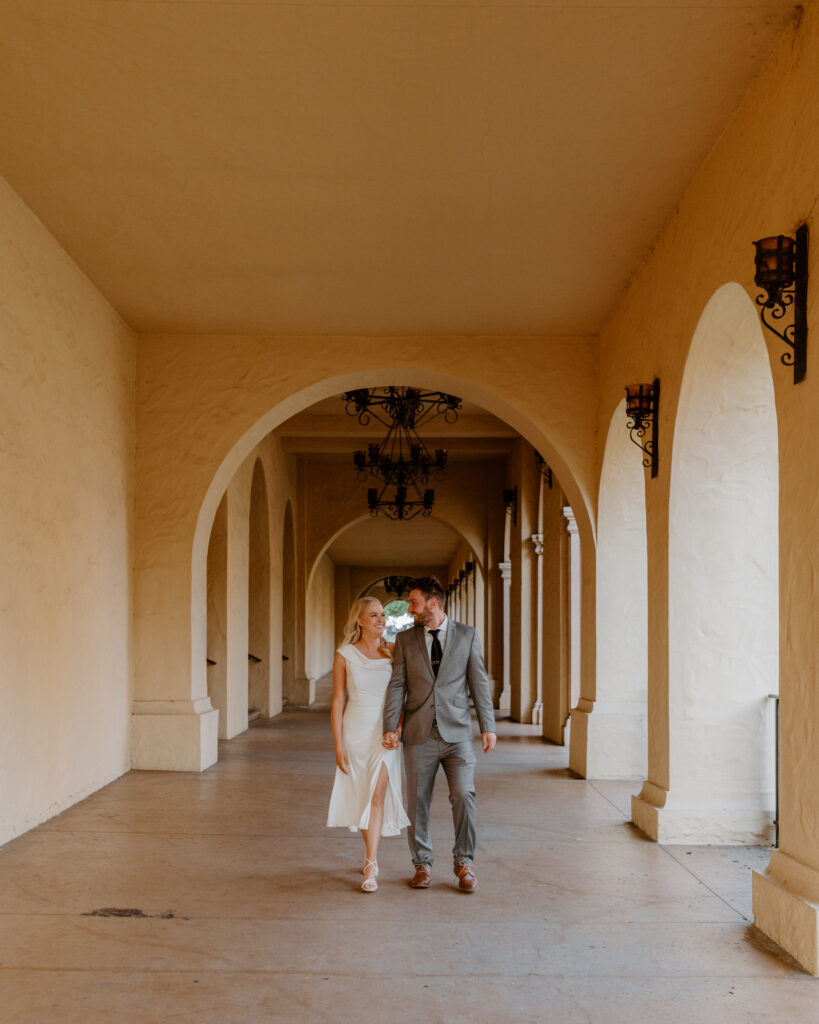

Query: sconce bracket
754,224,809,384
534,451,553,488
625,378,660,478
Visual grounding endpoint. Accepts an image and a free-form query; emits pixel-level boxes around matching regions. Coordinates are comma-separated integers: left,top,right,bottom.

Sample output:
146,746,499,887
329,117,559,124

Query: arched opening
667,282,778,844
382,599,413,641
588,398,648,778
183,372,594,768
248,459,271,717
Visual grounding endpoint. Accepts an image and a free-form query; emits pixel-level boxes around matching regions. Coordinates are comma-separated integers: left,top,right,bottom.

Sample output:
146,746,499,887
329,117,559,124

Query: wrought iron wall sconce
625,379,659,478
753,225,809,384
534,451,553,489
383,575,412,598
502,486,518,525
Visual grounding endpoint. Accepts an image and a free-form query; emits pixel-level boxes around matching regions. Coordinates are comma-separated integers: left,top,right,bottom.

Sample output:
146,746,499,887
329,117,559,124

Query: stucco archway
587,398,648,779
665,282,778,843
133,358,597,771
191,369,595,696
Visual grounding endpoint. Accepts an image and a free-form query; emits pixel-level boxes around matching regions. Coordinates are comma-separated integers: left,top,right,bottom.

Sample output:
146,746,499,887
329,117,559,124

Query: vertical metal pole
768,694,780,848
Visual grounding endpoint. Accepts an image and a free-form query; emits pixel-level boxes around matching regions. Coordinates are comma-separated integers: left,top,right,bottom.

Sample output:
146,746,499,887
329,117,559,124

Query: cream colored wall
589,400,648,778
593,3,819,971
0,176,136,845
306,553,336,683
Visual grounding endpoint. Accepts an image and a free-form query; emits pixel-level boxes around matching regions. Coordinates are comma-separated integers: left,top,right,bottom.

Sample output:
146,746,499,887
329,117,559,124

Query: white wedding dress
326,644,410,836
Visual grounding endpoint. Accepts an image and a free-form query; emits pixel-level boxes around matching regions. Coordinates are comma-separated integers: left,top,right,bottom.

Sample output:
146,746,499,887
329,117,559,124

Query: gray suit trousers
403,726,476,867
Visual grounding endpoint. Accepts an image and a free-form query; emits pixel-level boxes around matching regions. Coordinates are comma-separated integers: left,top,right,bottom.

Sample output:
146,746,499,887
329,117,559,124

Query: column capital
562,506,578,535
498,560,512,582
530,533,544,556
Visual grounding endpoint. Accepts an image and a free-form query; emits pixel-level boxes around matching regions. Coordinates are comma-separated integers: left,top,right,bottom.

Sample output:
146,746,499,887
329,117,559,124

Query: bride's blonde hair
341,597,392,657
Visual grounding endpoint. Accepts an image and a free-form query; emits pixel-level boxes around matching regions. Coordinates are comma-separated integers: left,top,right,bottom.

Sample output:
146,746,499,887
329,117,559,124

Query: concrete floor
1,711,816,1023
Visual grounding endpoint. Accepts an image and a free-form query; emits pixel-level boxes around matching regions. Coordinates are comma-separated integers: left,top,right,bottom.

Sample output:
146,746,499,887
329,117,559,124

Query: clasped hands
382,730,401,750
382,730,497,752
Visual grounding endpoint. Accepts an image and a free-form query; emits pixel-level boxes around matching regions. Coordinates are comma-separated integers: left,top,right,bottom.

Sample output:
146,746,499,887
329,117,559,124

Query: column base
568,700,593,776
631,784,774,845
289,674,316,707
132,698,219,772
753,851,819,975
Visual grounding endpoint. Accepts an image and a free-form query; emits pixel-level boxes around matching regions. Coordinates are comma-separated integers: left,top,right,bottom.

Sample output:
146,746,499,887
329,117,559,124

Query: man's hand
481,732,497,753
383,731,400,750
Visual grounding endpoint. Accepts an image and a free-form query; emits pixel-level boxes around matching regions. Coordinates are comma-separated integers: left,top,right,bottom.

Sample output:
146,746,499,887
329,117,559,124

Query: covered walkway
2,713,813,1022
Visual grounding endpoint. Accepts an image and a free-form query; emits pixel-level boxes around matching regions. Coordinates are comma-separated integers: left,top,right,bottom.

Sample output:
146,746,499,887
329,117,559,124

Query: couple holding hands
327,577,497,893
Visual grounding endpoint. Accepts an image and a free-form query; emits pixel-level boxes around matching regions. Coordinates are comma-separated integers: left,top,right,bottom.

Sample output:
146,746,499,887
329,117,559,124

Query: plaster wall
589,400,648,778
664,285,778,842
595,4,819,969
0,176,136,844
306,553,336,684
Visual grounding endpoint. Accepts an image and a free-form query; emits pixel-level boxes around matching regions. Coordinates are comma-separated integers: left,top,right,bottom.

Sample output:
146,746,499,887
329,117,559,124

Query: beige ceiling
0,0,796,335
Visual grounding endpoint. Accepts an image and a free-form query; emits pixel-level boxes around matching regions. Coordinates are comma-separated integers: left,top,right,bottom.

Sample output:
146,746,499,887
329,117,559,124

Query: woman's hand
335,748,350,774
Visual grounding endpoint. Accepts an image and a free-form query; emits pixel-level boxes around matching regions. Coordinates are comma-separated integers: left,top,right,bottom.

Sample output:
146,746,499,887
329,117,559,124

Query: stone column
222,466,251,739
564,505,590,775
540,483,568,744
564,507,581,708
497,559,512,713
530,532,544,726
292,460,314,706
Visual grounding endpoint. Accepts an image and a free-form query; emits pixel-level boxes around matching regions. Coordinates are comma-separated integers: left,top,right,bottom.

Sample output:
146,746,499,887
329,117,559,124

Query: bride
326,597,409,892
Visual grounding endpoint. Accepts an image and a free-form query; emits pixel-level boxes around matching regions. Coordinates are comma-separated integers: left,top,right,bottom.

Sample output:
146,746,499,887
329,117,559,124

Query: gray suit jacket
383,620,496,745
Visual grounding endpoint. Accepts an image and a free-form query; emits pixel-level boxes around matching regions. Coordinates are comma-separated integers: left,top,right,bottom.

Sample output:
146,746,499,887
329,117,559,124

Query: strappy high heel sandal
361,858,378,893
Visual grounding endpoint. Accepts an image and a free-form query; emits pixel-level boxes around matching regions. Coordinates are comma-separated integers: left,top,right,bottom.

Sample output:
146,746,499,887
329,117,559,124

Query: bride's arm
330,652,349,773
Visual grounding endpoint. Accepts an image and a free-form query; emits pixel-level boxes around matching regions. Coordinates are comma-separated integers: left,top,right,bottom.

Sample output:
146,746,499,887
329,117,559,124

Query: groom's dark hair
410,576,447,608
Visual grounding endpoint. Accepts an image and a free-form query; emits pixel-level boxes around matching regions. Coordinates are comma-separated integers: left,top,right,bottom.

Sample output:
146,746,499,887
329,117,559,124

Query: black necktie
429,628,442,678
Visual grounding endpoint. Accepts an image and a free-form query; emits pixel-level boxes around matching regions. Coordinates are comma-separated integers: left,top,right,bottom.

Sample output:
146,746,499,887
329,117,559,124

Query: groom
383,577,496,892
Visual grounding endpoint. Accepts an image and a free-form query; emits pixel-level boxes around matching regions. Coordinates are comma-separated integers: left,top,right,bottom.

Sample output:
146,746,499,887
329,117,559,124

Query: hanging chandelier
342,387,462,521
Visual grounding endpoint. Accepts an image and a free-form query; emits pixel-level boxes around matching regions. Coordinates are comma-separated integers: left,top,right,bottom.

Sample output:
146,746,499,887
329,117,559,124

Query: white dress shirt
424,616,448,660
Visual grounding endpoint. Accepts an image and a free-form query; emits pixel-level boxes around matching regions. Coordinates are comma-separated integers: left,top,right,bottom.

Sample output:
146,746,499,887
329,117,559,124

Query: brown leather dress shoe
410,864,432,888
454,863,478,892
